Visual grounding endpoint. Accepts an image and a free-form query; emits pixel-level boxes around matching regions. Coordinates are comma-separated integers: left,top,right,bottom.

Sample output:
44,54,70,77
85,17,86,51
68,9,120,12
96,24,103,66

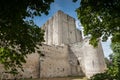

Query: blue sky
102,38,113,58
33,0,80,27
33,0,112,58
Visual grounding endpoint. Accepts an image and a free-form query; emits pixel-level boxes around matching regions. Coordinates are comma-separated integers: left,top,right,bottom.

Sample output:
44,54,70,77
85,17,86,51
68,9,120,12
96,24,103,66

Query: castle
0,11,106,79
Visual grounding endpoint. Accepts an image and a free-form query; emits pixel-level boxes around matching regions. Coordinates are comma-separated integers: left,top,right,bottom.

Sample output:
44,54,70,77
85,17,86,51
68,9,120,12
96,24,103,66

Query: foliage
76,0,120,47
110,42,120,79
90,72,113,80
72,0,78,2
76,0,120,79
0,0,54,75
104,57,111,67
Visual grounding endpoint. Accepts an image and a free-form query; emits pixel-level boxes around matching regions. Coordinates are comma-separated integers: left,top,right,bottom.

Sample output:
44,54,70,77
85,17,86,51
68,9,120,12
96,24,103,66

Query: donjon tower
40,10,106,78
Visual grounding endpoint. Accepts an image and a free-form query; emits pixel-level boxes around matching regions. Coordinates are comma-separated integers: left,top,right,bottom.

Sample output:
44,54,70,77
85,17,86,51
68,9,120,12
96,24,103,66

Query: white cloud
75,20,82,30
102,38,112,58
75,20,86,39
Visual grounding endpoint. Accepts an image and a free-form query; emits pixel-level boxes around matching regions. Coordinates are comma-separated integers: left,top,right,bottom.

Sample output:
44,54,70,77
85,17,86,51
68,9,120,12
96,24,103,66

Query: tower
42,10,82,45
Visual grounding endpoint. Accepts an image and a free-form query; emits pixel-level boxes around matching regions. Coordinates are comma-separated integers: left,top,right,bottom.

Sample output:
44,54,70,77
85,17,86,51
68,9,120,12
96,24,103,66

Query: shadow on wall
68,46,85,77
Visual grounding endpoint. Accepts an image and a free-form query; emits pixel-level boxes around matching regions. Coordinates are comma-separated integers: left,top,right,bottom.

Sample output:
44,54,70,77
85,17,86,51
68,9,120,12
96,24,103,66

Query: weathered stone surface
40,44,71,77
69,38,106,78
22,53,40,78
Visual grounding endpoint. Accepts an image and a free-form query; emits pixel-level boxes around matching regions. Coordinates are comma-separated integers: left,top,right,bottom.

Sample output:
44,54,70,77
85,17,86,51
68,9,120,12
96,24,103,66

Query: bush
90,72,113,80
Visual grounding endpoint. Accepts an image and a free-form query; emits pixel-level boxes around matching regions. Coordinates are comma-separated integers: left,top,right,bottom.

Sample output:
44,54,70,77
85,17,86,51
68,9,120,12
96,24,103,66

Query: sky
33,0,80,27
33,0,112,58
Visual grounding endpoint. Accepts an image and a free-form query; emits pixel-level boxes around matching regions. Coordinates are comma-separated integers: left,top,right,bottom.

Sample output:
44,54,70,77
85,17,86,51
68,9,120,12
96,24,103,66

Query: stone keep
0,10,106,79
40,10,106,78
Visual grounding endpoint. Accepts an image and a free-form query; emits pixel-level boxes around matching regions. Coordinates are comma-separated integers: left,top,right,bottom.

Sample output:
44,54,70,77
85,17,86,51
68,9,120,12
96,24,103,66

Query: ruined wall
81,38,106,78
42,10,82,45
0,64,4,77
69,42,85,76
68,45,85,76
69,38,106,78
40,44,72,78
0,53,39,79
97,42,107,72
21,53,40,78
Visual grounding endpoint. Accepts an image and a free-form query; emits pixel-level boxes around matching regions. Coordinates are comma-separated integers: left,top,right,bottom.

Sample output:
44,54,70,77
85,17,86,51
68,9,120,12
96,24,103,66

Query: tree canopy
0,0,54,74
110,42,120,79
76,0,120,79
76,0,120,47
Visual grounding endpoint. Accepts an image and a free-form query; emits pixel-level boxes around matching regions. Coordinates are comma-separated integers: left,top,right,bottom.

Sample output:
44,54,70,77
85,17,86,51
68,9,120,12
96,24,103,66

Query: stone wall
69,38,106,78
0,53,40,79
69,42,85,75
21,53,40,78
82,38,106,78
39,44,81,78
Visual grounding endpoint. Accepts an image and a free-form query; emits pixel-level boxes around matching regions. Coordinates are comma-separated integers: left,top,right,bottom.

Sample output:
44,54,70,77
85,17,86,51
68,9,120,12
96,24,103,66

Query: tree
76,0,120,47
109,42,120,79
76,0,120,79
104,57,111,67
0,0,54,74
